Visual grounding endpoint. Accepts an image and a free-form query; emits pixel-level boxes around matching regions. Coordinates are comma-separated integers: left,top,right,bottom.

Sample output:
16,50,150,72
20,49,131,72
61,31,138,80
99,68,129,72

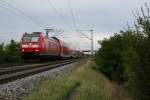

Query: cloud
0,0,150,50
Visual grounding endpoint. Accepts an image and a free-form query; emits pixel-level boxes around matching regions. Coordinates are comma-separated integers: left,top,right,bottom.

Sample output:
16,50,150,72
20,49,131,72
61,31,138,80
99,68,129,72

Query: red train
20,32,83,60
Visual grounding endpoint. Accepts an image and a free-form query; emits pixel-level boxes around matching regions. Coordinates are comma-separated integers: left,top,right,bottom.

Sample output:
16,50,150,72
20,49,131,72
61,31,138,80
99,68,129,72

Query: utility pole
76,29,94,57
89,29,94,57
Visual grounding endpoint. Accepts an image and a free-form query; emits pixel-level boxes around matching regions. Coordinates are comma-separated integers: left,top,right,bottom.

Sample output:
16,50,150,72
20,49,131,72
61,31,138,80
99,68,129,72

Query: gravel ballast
0,62,80,100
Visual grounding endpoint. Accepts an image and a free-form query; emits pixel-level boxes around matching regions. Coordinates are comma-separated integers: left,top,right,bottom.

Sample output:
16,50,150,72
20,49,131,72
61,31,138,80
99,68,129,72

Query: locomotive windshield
22,33,39,42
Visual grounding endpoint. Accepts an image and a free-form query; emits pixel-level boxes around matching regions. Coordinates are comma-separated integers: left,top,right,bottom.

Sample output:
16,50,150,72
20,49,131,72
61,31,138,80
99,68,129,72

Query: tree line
94,4,150,100
0,40,22,63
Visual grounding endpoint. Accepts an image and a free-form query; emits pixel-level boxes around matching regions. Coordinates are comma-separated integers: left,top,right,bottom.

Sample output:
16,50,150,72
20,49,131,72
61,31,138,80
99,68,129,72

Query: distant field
23,60,132,100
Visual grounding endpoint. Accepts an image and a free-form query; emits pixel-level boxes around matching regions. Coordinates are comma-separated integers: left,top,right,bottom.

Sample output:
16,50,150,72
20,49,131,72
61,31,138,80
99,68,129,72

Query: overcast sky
0,0,149,50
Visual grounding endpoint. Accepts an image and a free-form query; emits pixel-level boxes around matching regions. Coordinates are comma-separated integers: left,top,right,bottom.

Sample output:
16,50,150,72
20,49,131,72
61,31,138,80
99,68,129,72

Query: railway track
0,59,80,84
0,60,64,68
0,63,30,68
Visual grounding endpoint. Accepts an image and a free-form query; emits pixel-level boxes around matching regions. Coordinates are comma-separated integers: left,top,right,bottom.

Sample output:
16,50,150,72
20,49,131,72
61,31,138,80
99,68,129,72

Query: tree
0,43,5,63
4,39,21,62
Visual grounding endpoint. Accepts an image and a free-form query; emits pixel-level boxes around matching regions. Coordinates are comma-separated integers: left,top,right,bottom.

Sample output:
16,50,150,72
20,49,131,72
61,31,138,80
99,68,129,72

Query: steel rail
0,59,80,84
0,59,74,76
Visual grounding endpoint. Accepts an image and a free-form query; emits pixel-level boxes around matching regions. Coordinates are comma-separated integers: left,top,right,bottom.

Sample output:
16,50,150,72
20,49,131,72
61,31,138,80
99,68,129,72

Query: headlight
32,45,39,48
22,45,28,48
35,49,39,52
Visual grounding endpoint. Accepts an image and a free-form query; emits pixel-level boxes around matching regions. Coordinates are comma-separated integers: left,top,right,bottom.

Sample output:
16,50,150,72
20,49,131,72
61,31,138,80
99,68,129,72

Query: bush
5,40,22,62
0,39,22,63
0,43,5,63
94,4,150,100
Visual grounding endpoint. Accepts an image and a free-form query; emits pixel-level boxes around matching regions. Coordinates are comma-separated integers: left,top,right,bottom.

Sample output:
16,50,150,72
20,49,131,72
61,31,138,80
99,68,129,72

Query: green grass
23,60,131,100
23,76,80,100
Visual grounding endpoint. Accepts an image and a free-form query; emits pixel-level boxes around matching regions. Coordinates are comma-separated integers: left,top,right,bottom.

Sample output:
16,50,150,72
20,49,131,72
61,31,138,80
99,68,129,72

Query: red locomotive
20,32,82,60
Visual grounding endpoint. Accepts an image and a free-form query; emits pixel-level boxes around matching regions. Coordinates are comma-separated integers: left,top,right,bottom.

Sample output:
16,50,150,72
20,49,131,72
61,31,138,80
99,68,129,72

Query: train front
20,32,43,59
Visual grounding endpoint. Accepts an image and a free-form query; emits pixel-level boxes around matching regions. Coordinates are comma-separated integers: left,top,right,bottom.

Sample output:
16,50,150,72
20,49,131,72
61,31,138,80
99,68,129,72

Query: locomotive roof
51,37,69,46
23,32,42,36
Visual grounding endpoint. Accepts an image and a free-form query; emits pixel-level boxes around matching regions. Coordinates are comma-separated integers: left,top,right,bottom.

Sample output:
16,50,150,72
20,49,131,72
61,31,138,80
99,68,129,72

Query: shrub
94,4,150,100
0,43,5,63
5,40,22,62
0,39,22,63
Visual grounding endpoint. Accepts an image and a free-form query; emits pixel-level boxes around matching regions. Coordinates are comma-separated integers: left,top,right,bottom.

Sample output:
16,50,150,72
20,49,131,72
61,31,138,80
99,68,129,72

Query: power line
0,4,25,20
67,0,87,41
51,0,72,22
47,0,72,29
76,29,91,40
0,0,45,28
67,0,77,29
0,0,68,38
11,0,48,27
0,4,39,27
0,0,43,27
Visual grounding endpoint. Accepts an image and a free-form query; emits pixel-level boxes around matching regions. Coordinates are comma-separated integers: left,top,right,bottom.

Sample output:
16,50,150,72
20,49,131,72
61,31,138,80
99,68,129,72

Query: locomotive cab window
22,33,39,42
31,37,39,42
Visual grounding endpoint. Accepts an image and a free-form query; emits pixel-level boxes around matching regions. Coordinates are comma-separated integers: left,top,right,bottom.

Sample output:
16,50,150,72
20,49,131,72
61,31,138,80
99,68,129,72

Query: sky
0,0,149,50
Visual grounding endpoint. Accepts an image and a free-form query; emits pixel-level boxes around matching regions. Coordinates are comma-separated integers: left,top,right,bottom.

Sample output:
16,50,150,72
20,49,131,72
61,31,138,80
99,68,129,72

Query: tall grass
24,60,131,100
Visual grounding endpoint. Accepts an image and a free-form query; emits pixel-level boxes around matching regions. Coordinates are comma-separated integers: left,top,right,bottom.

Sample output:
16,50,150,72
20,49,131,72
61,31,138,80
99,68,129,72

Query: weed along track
0,59,80,84
23,60,132,100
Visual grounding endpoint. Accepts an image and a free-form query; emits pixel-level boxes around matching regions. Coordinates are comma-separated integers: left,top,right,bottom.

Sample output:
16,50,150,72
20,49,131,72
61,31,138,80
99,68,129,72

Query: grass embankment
23,60,130,100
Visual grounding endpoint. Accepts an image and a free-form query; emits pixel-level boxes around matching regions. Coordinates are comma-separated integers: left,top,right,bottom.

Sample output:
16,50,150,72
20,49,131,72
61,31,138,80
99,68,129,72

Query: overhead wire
51,0,72,23
47,0,86,49
66,0,90,40
0,0,77,41
0,4,32,23
76,30,91,40
47,0,73,29
11,0,48,28
0,0,83,41
0,0,45,28
0,4,44,28
67,0,77,29
66,0,84,39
